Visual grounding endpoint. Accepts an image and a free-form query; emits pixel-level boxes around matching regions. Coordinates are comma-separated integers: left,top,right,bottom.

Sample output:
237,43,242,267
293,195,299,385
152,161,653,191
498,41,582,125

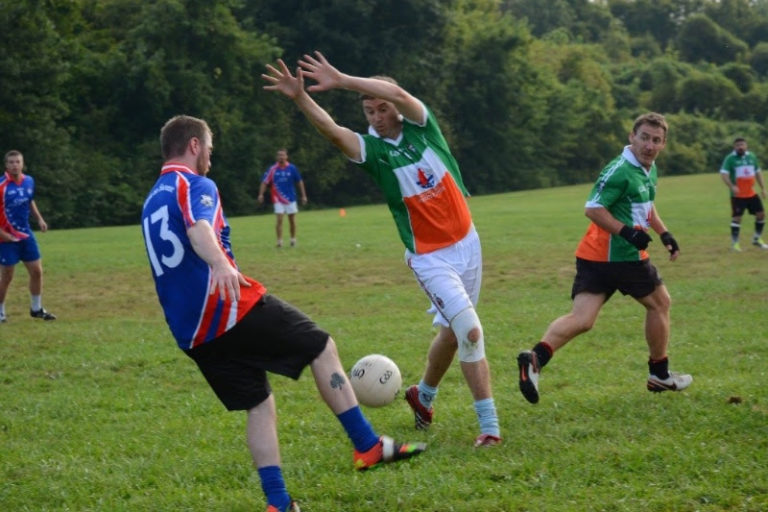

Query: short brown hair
359,75,398,101
160,115,212,160
632,112,668,139
4,150,22,163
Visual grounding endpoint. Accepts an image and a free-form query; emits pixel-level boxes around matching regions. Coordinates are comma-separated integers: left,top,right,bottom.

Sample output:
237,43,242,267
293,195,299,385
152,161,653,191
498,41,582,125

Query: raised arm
298,51,425,124
262,59,361,160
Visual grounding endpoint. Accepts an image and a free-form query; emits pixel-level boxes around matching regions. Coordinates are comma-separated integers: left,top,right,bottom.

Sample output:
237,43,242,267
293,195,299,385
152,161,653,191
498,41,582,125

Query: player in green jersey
516,113,692,404
718,137,768,251
263,52,501,447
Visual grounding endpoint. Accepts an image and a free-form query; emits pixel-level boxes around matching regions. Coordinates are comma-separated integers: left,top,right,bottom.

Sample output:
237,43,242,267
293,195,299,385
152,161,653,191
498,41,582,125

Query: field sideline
1,173,767,511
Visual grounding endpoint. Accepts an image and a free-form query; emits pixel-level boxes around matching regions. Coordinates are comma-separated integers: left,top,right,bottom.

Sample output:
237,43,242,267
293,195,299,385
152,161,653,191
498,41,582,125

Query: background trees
2,0,768,228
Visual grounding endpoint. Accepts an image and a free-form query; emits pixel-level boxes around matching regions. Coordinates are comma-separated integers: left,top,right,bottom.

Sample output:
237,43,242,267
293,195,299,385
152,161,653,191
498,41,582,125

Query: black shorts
571,258,663,301
185,294,329,411
731,195,764,217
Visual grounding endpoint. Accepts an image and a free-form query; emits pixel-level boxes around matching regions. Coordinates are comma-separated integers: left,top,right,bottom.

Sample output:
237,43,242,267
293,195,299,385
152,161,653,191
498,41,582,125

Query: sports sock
649,356,670,380
755,219,765,238
474,397,500,437
0,302,5,318
417,380,438,409
731,222,741,243
31,295,42,311
337,406,379,453
533,341,554,368
258,465,291,512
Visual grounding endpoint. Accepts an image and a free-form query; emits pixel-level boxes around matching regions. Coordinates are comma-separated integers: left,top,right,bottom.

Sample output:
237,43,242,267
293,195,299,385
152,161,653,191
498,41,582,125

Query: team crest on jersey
416,168,435,189
200,194,214,207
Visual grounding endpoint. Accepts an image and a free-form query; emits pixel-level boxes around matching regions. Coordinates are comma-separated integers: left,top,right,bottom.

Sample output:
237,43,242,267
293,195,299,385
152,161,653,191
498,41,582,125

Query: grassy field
1,173,767,511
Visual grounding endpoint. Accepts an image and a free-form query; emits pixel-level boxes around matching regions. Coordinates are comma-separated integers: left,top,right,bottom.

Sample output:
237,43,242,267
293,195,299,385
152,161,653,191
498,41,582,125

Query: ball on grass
349,354,402,407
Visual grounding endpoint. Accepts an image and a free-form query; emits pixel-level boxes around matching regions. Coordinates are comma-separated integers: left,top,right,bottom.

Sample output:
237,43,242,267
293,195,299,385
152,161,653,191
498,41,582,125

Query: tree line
2,0,768,228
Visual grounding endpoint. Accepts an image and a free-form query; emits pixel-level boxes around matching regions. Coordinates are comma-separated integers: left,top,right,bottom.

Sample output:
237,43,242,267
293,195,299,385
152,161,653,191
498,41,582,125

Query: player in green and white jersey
718,137,768,251
263,52,501,447
516,113,692,404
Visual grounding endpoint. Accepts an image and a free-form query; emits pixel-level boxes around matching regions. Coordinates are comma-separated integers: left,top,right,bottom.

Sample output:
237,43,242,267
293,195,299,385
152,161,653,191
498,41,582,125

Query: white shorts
273,201,298,215
405,225,482,328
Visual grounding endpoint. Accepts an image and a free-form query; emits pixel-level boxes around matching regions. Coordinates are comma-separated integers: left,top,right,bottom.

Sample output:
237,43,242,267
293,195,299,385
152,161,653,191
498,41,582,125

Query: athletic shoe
404,385,433,430
517,350,540,404
753,237,768,249
474,433,502,447
353,435,426,471
30,308,56,320
0,314,6,323
290,238,296,247
732,241,742,252
265,501,300,512
647,372,693,392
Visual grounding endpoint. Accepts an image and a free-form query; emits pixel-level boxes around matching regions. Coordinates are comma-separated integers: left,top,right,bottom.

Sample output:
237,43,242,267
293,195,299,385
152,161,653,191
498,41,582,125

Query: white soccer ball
349,354,402,407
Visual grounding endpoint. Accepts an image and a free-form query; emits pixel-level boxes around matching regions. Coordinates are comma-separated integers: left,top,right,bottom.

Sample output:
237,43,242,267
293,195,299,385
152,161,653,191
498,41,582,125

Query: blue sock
337,406,379,452
474,398,500,437
258,465,291,511
418,380,438,409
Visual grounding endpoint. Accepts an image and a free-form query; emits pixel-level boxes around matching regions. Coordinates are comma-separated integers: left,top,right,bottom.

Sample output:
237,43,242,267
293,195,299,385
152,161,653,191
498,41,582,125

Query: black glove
660,231,679,255
619,225,652,250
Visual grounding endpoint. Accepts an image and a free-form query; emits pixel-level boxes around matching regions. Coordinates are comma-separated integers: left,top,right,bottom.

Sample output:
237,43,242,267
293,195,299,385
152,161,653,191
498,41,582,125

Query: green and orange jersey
720,151,761,198
575,146,658,262
354,102,472,254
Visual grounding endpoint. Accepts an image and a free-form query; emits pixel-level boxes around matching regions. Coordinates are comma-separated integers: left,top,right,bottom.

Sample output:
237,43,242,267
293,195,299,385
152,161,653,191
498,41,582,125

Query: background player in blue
141,115,424,512
257,148,307,247
0,150,56,323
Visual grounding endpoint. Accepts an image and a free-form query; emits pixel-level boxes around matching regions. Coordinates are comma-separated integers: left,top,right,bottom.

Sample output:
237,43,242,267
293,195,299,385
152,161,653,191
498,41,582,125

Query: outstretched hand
262,59,305,100
298,51,343,92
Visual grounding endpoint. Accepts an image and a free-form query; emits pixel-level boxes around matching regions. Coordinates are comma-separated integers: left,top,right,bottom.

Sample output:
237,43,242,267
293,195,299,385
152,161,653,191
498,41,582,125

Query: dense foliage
2,0,768,227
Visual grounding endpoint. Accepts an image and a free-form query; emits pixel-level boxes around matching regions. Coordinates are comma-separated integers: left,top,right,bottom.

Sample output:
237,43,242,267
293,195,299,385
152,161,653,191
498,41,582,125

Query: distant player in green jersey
516,112,692,404
719,137,768,251
263,52,501,447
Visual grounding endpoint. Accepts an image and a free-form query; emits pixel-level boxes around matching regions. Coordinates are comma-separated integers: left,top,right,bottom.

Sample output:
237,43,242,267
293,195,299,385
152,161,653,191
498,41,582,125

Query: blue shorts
0,235,41,266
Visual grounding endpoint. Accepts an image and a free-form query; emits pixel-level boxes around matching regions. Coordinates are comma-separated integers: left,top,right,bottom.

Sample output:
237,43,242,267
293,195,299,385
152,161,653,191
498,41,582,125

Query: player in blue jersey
0,150,56,323
257,148,307,247
142,115,424,512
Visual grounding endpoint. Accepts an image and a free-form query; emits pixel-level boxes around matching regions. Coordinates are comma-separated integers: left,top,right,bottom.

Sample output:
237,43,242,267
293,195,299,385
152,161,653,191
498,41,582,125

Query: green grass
2,173,767,511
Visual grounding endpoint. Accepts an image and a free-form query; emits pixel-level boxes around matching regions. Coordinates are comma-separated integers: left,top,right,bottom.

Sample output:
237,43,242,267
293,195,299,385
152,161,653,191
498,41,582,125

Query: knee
568,313,596,335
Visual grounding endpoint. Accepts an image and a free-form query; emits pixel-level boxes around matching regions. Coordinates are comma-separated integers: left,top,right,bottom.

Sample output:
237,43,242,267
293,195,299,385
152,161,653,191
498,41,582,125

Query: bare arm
298,51,425,124
257,181,268,204
756,170,766,199
649,205,680,261
262,59,361,160
30,200,48,232
585,206,625,235
187,220,249,302
720,172,739,195
297,180,308,205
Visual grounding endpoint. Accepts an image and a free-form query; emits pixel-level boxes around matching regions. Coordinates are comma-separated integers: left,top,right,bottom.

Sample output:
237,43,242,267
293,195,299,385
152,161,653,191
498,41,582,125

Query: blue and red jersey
142,163,266,349
0,172,35,242
261,162,302,204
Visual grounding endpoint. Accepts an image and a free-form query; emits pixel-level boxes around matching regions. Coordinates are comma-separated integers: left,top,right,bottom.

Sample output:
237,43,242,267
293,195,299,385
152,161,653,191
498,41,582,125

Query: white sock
0,302,5,317
31,295,42,311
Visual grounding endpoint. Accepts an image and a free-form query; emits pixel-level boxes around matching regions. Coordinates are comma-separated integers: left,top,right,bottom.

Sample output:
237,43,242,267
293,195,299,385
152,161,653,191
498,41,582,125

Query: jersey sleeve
183,177,220,228
719,155,732,174
585,167,627,209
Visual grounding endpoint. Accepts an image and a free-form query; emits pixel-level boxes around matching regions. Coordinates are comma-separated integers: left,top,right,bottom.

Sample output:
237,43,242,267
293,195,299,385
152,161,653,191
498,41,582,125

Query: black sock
649,357,669,380
755,219,765,237
731,222,740,242
533,342,553,368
